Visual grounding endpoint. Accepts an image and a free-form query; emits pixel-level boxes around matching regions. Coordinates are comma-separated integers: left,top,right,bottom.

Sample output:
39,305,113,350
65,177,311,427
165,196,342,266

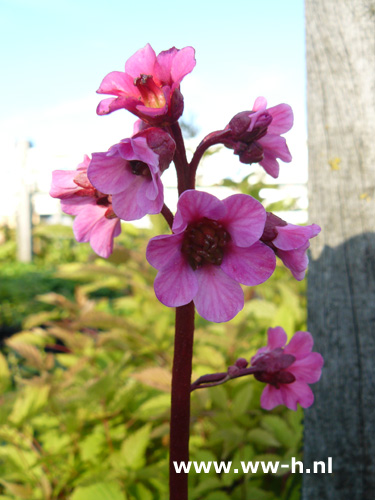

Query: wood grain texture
304,1,375,499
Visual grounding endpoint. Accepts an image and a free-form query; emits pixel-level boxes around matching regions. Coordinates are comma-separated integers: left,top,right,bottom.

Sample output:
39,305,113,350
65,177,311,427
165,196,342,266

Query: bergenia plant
50,43,323,500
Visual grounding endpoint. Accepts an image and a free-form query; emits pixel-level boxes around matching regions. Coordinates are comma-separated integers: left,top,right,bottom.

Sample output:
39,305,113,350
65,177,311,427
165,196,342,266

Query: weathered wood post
304,1,375,499
16,140,33,263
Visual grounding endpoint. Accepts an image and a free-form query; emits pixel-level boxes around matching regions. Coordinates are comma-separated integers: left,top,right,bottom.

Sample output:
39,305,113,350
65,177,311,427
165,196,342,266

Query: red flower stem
169,122,192,193
189,129,232,187
161,203,174,229
169,301,195,500
167,122,196,500
190,366,259,391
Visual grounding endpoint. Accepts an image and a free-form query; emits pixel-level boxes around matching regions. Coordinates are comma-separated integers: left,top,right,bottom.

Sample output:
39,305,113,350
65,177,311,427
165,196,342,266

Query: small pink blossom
146,190,276,323
260,212,321,280
251,326,324,411
88,128,175,221
96,43,196,125
50,155,121,258
223,97,294,178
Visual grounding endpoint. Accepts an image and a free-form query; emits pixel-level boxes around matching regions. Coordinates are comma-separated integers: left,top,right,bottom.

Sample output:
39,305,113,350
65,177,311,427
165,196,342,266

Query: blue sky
0,0,307,195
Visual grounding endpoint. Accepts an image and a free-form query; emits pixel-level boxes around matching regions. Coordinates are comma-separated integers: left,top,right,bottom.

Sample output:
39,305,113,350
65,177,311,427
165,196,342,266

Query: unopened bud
235,358,248,369
227,365,241,377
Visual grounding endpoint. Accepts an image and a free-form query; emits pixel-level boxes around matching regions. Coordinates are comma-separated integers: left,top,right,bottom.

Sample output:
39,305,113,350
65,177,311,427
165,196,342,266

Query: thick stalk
189,129,232,187
169,301,195,500
169,122,192,193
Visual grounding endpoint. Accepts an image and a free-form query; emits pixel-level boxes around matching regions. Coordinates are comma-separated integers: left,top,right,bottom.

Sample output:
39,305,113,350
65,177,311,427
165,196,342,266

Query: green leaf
204,492,231,500
0,352,11,393
191,478,222,498
261,415,298,448
231,384,253,416
131,483,153,500
135,394,170,420
0,481,33,499
80,431,106,462
247,429,281,449
70,481,127,500
9,384,50,425
41,430,72,454
121,424,151,470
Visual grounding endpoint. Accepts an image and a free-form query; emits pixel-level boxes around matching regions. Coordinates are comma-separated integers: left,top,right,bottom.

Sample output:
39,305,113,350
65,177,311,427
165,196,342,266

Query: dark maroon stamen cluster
223,110,273,164
130,160,150,176
252,348,296,389
181,218,231,270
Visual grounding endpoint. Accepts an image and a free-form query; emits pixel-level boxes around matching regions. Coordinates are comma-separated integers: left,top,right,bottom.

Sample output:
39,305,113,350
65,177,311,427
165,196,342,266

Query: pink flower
251,326,324,411
260,212,321,280
146,190,276,323
88,128,175,221
223,97,293,178
50,155,121,258
96,43,196,125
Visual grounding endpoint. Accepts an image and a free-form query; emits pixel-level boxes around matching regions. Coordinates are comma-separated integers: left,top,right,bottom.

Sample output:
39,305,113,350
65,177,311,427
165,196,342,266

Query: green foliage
0,199,307,498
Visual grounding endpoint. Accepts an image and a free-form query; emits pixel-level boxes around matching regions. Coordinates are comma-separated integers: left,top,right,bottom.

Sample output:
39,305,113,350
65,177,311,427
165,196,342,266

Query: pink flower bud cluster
251,327,324,410
50,42,321,325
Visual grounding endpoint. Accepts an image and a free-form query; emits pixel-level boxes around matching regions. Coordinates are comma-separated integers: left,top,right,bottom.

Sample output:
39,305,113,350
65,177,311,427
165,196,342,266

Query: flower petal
170,46,196,85
60,196,94,216
118,137,159,171
258,134,292,162
284,331,314,358
172,190,226,234
89,217,121,258
267,103,294,134
97,71,137,97
96,96,129,115
276,243,310,280
89,152,133,194
221,194,266,247
111,176,149,221
280,381,315,409
50,170,77,198
154,254,198,307
273,223,321,251
194,266,244,322
72,204,105,243
260,385,284,410
154,47,179,85
267,327,288,350
221,241,275,286
124,43,156,79
146,233,184,270
259,152,280,178
136,172,163,205
289,353,324,383
252,96,267,112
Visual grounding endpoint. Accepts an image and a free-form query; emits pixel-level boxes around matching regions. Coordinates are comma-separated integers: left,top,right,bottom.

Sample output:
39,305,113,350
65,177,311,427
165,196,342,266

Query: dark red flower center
181,218,231,270
252,349,296,389
134,74,166,108
130,160,150,177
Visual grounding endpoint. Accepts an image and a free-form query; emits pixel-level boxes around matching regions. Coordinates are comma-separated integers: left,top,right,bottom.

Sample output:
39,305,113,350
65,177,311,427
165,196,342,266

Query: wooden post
16,140,33,262
304,1,375,499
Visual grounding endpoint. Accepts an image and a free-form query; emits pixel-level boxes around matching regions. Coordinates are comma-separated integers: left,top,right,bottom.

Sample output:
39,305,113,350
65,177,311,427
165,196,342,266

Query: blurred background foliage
0,174,306,500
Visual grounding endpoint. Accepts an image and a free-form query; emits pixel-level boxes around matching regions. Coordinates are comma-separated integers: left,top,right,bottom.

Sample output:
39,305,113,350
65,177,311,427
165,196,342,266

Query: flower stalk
49,43,323,500
169,301,195,500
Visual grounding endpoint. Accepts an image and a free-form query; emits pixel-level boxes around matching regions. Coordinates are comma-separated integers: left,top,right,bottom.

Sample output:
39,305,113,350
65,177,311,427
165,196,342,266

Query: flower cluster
96,43,196,125
223,97,294,178
191,326,324,411
251,327,324,410
50,155,121,258
147,190,276,322
50,43,320,326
